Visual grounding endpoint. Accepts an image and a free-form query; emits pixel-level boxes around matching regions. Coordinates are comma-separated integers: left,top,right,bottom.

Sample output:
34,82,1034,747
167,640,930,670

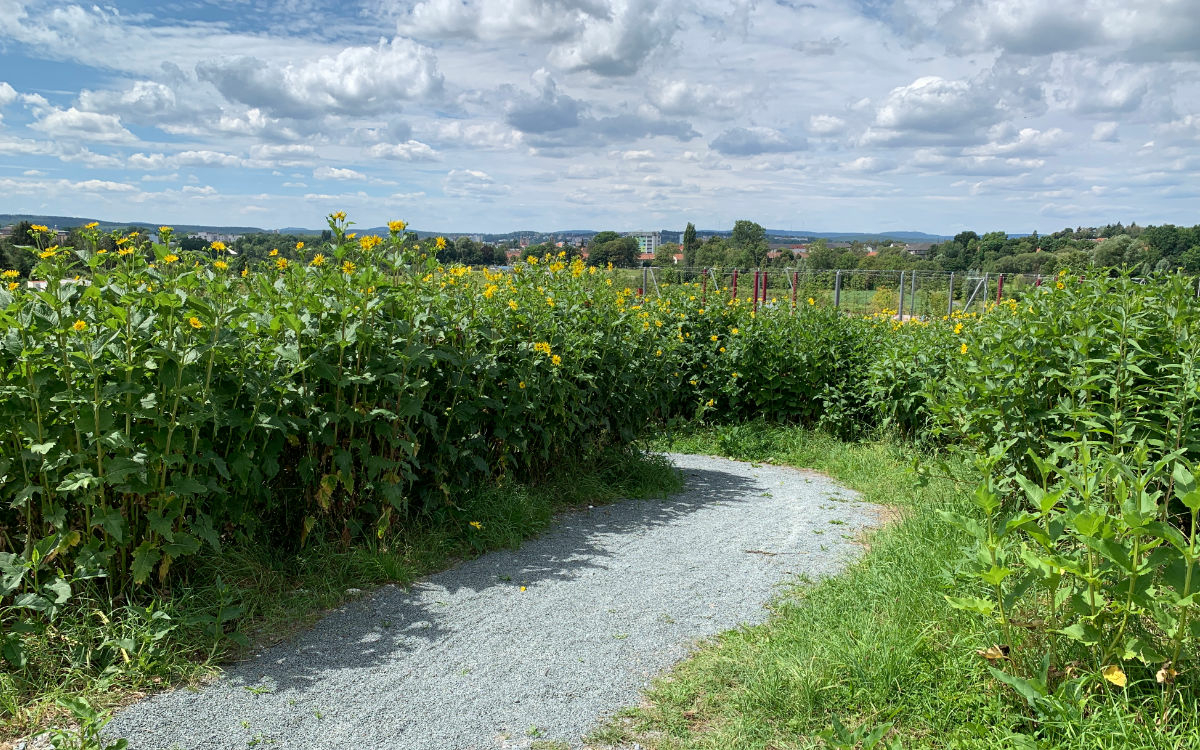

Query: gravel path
106,453,881,750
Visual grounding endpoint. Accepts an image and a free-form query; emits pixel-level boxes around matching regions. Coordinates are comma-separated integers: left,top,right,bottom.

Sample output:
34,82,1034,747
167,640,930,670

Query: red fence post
732,269,738,303
761,270,768,304
753,271,759,313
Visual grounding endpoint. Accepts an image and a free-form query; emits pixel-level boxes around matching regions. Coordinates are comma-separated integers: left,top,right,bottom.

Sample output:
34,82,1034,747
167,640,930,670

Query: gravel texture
106,453,881,750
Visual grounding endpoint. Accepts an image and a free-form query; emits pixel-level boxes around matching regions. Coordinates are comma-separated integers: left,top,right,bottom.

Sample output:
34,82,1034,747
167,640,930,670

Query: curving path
107,453,880,749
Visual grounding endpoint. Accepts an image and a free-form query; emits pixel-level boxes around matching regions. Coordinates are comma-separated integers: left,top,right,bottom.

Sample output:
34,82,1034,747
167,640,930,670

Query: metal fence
620,267,1059,318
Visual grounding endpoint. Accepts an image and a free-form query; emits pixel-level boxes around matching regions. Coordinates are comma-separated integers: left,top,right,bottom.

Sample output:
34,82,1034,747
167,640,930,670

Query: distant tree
695,237,728,268
1178,245,1200,274
179,236,208,252
682,222,699,268
730,220,768,268
655,241,679,266
590,231,620,246
805,239,838,270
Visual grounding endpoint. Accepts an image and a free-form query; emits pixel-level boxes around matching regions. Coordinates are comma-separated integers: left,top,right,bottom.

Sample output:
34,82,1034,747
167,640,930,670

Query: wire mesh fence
621,267,1058,318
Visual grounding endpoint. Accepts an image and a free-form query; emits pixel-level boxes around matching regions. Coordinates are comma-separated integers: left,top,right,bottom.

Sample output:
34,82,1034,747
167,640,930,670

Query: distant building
196,231,243,244
626,231,661,255
1,225,14,239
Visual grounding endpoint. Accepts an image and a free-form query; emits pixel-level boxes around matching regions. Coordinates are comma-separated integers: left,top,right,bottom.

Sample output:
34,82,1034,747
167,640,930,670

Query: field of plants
3,213,1200,748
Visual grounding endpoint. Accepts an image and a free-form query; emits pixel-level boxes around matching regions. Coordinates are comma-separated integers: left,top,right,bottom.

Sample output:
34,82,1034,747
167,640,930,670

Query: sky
0,0,1198,234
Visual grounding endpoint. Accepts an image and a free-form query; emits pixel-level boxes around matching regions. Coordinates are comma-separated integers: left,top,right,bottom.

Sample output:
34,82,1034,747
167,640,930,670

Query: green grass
586,422,1200,750
0,446,682,744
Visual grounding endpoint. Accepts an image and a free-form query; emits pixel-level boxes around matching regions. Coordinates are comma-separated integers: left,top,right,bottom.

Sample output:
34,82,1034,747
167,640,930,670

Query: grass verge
1,445,681,746
588,422,1200,750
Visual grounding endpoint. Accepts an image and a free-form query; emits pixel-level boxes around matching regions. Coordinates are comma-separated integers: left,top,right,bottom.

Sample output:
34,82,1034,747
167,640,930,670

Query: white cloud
314,166,368,181
809,115,847,136
197,37,443,118
443,168,509,199
367,140,439,161
30,107,137,143
1093,122,1120,142
648,79,741,117
0,81,16,120
410,0,677,76
710,126,803,156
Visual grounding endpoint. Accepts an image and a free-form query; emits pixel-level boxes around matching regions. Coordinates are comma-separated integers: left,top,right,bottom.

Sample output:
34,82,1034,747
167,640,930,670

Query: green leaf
131,541,161,585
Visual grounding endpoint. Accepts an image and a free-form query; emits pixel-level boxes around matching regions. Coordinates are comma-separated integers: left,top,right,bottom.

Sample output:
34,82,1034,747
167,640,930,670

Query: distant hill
0,214,952,243
0,214,266,234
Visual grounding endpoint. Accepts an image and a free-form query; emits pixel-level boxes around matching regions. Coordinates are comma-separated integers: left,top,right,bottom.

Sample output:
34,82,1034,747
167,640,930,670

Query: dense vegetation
4,213,1200,747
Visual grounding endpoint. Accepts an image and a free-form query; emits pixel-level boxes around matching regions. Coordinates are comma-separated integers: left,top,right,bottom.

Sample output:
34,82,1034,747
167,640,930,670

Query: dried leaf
977,644,1010,661
1157,664,1178,684
1103,665,1127,688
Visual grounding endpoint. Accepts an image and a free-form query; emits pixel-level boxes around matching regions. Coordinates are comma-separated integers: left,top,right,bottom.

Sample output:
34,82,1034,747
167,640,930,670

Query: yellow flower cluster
388,220,407,233
360,235,383,251
310,254,325,267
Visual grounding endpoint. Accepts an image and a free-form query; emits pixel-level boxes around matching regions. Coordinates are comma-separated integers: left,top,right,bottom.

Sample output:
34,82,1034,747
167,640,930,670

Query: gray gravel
106,453,881,750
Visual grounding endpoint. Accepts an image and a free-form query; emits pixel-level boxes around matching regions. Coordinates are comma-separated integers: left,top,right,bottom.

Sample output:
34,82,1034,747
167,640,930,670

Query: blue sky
0,0,1198,233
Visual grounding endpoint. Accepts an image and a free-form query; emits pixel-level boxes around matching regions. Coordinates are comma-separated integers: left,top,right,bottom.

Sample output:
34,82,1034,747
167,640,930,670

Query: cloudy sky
0,0,1198,233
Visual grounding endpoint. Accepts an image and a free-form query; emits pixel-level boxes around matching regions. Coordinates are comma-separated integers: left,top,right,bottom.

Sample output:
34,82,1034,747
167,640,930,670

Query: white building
626,231,661,255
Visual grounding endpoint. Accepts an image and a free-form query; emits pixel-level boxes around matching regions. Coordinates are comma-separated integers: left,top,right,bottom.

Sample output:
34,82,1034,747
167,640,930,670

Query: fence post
996,273,1005,302
732,269,738,303
753,270,759,313
641,267,648,298
947,272,955,316
701,268,708,304
910,269,917,319
834,270,842,308
897,271,905,319
762,270,768,304
792,270,798,311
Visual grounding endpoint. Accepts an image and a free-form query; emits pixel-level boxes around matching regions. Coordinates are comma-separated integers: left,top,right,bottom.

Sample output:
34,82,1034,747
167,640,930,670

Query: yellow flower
1056,281,1065,290
331,211,347,222
961,343,968,354
710,335,718,342
360,235,383,251
310,254,325,267
388,220,407,233
84,222,99,229
731,327,739,335
546,297,555,307
347,233,357,240
807,297,815,305
469,521,482,530
241,268,249,278
656,349,663,357
534,342,552,355
519,381,526,389
214,260,229,271
295,241,304,250
39,248,57,259
211,241,227,253
6,282,17,291
508,300,518,310
435,236,447,250
117,246,134,256
188,316,204,329
705,399,715,407
341,260,356,275
1,270,18,279
732,372,739,378
30,224,49,233
269,248,279,257
551,354,562,366
96,248,108,255
954,322,963,334
72,320,87,332
159,225,173,234
719,347,726,353
163,254,179,264
689,379,698,386
275,258,289,270
483,283,498,299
